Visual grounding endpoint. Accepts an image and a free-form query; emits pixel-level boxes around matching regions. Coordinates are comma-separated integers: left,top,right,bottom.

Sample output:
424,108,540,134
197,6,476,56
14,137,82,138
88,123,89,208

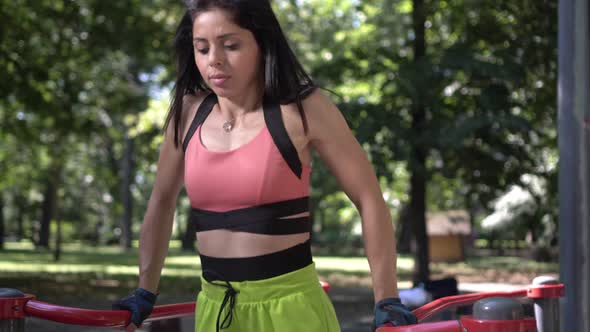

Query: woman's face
192,9,263,98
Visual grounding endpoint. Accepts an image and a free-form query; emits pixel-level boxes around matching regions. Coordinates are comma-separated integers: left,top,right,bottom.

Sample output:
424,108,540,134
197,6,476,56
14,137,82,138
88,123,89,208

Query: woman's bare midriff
196,231,310,258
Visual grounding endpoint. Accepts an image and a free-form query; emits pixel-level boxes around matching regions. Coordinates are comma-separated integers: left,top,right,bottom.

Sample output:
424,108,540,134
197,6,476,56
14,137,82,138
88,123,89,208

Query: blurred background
0,0,561,330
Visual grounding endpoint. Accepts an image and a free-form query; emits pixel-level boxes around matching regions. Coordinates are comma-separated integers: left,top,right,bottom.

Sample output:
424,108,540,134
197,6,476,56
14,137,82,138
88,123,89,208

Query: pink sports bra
182,94,312,235
185,125,311,211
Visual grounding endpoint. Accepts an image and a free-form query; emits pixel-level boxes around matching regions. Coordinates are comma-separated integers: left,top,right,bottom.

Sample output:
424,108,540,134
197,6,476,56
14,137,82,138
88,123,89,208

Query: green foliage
0,0,183,247
0,0,558,252
278,0,558,250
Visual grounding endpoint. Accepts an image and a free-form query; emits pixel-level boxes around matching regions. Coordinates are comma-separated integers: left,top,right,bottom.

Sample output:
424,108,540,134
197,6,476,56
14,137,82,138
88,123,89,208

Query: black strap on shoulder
190,196,311,235
263,100,303,179
183,93,304,178
182,94,218,152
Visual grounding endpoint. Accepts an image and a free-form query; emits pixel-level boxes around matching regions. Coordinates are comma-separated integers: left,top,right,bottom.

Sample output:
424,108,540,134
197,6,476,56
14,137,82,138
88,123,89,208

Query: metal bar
24,301,195,328
411,289,527,322
412,283,564,322
559,0,590,331
0,289,31,332
375,321,462,332
532,276,560,332
21,281,330,327
15,281,564,331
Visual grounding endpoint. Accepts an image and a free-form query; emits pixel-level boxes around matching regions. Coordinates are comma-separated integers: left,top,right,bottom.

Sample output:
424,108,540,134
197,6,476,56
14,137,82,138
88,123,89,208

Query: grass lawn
0,241,558,304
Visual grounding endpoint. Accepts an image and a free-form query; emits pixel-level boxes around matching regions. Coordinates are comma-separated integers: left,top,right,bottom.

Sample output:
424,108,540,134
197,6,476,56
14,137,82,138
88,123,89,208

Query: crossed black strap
190,196,311,235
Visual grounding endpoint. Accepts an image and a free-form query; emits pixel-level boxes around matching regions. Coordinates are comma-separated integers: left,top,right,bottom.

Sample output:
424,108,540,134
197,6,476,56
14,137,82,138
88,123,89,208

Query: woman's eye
196,48,209,54
225,44,239,50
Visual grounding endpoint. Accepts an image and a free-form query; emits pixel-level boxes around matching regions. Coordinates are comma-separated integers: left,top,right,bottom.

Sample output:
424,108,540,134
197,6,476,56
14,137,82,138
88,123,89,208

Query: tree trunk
409,168,429,284
182,205,196,251
39,165,61,248
0,196,5,250
396,204,412,254
120,132,134,250
410,0,430,284
54,215,62,261
16,193,25,241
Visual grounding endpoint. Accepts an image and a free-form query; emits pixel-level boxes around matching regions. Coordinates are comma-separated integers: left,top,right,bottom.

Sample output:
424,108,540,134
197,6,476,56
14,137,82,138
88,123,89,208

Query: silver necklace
220,104,261,133
222,110,252,133
222,118,235,132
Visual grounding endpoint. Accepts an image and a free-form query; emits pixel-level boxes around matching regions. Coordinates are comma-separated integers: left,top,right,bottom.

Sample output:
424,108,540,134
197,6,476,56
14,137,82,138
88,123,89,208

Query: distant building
427,210,471,262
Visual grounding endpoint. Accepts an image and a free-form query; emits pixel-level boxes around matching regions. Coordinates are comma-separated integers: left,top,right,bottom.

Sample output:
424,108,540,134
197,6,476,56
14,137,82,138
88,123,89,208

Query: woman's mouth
209,75,230,87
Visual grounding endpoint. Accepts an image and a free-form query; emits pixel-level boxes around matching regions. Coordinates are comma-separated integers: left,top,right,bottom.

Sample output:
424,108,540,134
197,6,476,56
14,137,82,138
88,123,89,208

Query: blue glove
112,288,158,327
373,297,418,331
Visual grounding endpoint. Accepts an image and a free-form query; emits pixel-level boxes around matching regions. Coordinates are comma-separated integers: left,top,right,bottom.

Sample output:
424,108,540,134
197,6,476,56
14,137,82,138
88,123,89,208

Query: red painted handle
21,281,330,327
16,282,563,329
376,321,462,332
24,300,196,328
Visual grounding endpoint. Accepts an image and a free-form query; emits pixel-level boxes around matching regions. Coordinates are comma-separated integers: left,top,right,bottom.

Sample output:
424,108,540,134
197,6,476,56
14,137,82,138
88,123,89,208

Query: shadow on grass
0,272,202,309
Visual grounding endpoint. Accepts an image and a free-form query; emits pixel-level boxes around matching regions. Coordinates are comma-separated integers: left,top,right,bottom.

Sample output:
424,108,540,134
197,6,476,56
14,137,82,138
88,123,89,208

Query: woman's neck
217,83,264,117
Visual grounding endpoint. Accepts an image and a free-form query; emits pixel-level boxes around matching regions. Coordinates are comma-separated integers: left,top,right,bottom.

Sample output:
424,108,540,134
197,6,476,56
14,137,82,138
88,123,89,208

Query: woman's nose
209,47,224,67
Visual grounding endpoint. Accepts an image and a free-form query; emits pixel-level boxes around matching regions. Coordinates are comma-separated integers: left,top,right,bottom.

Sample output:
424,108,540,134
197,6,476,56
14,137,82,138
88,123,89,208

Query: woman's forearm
360,198,400,303
138,194,177,294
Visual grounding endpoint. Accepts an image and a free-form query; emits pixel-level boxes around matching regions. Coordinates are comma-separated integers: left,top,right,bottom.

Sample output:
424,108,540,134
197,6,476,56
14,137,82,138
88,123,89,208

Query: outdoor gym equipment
0,278,563,332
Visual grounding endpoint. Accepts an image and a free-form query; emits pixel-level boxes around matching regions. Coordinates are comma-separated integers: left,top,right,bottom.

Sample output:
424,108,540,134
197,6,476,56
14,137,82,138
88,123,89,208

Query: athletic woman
113,1,417,331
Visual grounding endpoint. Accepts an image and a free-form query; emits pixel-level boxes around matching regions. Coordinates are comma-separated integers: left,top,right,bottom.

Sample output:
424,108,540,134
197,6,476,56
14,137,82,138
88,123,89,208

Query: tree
0,0,180,252
276,0,558,283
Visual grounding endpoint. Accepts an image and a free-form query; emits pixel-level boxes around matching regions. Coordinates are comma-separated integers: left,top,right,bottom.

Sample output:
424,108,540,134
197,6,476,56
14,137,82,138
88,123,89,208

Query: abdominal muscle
195,212,311,258
196,231,310,258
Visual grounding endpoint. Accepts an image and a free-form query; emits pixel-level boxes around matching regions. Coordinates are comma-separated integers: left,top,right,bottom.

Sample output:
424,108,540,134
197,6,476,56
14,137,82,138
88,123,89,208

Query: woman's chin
211,87,241,99
209,83,262,99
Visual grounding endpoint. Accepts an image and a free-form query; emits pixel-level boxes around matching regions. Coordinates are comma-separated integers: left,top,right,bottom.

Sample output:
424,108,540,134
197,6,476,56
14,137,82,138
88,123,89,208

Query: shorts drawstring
203,270,239,332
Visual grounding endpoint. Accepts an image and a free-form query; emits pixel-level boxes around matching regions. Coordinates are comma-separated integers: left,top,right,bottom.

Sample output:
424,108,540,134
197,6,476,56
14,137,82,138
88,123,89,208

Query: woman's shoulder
282,88,340,137
180,90,211,142
281,88,333,119
182,90,210,119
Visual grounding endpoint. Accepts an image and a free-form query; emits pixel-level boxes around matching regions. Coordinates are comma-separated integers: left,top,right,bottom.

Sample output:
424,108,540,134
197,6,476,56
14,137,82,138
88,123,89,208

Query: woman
113,1,417,331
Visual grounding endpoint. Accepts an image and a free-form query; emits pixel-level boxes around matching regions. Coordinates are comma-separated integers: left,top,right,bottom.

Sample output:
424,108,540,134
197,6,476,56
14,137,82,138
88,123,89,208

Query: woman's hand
112,288,158,329
372,297,418,330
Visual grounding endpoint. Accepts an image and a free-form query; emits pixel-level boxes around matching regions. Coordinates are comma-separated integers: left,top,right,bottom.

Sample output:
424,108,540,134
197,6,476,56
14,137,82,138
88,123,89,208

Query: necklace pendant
223,120,234,133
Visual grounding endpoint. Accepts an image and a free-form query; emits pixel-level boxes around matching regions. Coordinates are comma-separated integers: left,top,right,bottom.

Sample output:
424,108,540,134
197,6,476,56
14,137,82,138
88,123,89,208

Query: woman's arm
304,90,398,303
137,94,201,293
137,121,186,293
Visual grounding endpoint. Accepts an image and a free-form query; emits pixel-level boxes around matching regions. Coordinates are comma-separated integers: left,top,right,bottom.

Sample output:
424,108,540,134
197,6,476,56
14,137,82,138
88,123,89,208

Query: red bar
460,316,536,332
24,301,195,328
20,282,329,327
413,290,527,321
376,321,462,332
16,282,563,329
413,284,564,322
526,284,564,299
0,295,35,319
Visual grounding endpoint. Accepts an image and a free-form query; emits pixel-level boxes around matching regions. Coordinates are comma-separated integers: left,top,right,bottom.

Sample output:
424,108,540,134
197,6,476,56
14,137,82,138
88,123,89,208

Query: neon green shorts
195,263,341,331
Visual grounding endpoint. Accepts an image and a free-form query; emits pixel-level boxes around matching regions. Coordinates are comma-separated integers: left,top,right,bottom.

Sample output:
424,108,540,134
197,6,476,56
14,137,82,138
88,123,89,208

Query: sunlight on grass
161,267,201,278
314,256,413,273
0,242,557,287
315,257,369,272
0,262,138,275
164,255,201,267
4,241,36,250
3,240,185,252
0,243,413,280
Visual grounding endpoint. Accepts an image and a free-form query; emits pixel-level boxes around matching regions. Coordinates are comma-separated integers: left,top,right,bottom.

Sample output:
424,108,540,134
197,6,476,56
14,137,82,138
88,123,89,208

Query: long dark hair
165,0,316,147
